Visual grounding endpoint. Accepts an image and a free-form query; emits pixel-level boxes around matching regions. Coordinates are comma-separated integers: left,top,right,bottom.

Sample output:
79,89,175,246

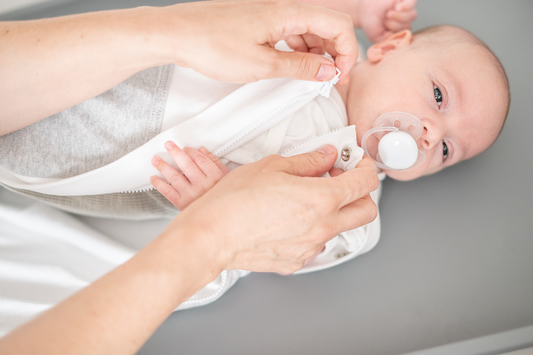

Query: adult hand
0,146,378,355
168,145,379,274
1,0,358,135
169,0,358,85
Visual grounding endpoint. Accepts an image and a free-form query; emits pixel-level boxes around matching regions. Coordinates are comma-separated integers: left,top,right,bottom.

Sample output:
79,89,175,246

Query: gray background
2,0,532,354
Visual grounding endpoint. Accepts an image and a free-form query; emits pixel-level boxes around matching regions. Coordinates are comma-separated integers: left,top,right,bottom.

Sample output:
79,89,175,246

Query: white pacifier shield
378,131,418,170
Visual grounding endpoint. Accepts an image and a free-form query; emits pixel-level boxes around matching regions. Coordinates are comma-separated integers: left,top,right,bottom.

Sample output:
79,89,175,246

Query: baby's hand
150,141,230,210
357,0,417,43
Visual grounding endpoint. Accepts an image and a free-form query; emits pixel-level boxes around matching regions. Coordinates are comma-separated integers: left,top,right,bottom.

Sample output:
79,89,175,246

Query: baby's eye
442,140,449,162
434,85,443,107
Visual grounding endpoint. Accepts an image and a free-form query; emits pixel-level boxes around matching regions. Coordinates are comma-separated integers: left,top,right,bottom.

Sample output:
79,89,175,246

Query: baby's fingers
199,147,230,175
165,141,205,184
150,173,185,210
151,156,190,195
185,147,228,181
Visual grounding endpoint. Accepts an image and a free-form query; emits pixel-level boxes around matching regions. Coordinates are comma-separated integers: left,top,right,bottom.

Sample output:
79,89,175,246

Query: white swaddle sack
0,42,382,336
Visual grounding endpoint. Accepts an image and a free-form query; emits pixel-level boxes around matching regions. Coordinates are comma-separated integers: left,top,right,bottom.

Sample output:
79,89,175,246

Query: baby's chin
380,168,422,182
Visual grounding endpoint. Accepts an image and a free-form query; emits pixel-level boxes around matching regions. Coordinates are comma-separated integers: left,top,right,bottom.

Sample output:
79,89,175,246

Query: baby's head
343,25,509,181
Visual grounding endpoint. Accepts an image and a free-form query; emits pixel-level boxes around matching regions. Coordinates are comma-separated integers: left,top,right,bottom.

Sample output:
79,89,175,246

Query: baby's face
343,30,507,181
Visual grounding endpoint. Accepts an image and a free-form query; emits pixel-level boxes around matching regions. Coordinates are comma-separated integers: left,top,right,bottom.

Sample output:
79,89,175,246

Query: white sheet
0,187,135,336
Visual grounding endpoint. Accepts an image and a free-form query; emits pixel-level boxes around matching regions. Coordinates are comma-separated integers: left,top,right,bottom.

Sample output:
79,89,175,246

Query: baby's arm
297,0,417,43
150,141,230,210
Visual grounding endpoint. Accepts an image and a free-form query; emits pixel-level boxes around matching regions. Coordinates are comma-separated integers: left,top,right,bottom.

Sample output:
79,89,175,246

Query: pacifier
361,111,426,171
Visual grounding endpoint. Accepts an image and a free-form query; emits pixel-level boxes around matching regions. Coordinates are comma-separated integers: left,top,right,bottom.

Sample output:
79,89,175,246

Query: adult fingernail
164,141,174,150
316,64,335,81
151,157,160,166
318,145,336,156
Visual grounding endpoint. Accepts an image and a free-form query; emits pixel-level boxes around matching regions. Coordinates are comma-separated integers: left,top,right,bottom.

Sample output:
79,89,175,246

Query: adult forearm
0,218,221,355
0,0,362,135
0,6,178,135
0,148,378,354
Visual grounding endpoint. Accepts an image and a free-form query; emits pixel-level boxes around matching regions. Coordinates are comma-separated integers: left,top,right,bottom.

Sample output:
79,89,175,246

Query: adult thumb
270,50,336,82
280,145,338,177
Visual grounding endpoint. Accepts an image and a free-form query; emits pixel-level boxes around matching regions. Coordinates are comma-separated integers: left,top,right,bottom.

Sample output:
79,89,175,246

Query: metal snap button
341,147,351,162
336,251,350,259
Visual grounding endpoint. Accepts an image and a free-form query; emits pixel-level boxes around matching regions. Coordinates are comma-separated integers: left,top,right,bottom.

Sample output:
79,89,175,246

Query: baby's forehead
421,39,506,97
447,48,507,156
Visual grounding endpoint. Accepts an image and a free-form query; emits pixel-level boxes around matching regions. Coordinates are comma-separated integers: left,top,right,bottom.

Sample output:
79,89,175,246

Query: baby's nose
421,127,440,150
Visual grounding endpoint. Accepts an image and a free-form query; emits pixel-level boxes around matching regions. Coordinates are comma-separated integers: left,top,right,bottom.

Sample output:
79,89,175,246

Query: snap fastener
341,147,351,161
254,152,266,161
336,251,350,259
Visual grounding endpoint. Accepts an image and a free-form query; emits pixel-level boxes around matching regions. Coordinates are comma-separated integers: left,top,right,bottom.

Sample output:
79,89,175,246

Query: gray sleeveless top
0,65,178,219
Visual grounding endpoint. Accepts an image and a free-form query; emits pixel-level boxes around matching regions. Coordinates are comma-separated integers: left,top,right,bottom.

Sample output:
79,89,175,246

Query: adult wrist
155,212,228,292
123,6,186,69
145,3,197,69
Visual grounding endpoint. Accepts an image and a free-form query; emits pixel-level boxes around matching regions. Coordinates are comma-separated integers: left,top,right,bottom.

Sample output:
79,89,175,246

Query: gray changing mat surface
2,0,532,354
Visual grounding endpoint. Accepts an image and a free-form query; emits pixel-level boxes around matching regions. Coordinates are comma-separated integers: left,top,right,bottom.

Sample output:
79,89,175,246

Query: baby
150,25,510,209
0,5,509,310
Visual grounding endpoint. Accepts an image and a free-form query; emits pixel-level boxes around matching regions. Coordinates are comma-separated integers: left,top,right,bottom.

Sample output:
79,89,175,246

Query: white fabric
0,186,250,335
0,187,133,336
0,68,347,195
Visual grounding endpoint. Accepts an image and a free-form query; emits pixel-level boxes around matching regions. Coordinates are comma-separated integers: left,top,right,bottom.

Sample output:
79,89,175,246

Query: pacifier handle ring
361,126,399,155
361,126,400,170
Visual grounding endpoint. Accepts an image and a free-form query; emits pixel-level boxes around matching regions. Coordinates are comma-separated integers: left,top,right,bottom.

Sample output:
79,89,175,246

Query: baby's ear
367,30,413,63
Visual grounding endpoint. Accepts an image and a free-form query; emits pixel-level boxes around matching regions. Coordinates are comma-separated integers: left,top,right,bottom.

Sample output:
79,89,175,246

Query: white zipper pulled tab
318,68,341,98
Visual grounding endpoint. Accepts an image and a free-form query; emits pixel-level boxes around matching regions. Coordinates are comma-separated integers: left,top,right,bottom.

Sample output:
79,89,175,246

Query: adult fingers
264,48,337,82
330,156,379,207
285,35,309,53
329,167,344,177
323,38,338,58
301,34,326,55
335,194,378,233
275,5,358,83
276,145,338,177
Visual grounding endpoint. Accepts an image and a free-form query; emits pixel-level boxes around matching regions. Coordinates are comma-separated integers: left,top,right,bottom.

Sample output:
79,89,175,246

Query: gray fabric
0,64,177,219
0,64,174,178
0,183,178,220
